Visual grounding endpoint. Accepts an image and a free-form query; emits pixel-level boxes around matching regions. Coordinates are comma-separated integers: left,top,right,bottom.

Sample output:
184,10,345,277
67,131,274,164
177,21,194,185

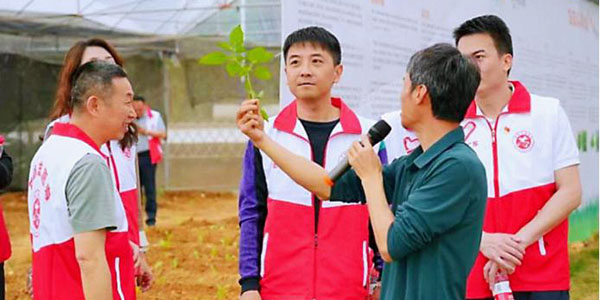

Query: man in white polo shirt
454,15,581,300
28,61,137,300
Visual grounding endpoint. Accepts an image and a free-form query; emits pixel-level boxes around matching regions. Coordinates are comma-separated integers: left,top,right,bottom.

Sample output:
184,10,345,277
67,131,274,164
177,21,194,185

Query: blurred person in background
132,95,166,227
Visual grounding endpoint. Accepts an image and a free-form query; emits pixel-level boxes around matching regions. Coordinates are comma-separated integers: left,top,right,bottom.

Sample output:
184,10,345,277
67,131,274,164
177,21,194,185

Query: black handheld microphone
324,120,392,186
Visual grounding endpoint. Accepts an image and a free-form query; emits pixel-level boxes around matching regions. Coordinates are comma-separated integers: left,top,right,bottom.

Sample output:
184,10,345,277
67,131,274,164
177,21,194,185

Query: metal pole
240,0,247,35
161,51,171,190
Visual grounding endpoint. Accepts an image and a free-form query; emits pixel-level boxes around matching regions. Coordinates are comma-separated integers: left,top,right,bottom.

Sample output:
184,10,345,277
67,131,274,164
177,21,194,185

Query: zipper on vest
483,116,503,199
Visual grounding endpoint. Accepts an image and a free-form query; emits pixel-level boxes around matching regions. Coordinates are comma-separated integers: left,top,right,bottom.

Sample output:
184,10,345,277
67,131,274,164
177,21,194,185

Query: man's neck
413,119,459,152
70,115,107,147
475,81,513,120
296,95,340,122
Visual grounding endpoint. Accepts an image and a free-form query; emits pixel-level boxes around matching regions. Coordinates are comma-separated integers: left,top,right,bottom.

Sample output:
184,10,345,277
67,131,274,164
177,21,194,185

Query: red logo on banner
403,137,419,154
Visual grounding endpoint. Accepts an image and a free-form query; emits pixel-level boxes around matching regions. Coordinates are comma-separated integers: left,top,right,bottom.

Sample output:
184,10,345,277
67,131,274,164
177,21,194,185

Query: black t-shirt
299,119,340,167
299,118,339,232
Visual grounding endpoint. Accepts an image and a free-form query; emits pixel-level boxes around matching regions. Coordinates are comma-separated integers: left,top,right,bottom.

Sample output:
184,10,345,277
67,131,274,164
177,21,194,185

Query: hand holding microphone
324,120,391,186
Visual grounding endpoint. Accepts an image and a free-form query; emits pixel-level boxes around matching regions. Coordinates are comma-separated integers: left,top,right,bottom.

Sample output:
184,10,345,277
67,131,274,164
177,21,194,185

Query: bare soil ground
1,191,597,300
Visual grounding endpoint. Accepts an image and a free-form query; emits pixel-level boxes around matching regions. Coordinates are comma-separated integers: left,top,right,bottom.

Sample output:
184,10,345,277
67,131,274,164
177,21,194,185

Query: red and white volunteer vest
259,98,378,300
28,123,135,300
47,116,140,245
464,81,580,297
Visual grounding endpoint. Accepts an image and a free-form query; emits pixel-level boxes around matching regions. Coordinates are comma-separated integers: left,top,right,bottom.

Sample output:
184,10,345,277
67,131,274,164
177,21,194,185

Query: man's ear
502,53,513,75
85,95,102,117
333,64,343,84
414,84,429,105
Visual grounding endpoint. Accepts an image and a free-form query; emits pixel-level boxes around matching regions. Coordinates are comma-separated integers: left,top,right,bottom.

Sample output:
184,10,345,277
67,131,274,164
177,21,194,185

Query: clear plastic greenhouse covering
0,0,281,63
0,0,282,191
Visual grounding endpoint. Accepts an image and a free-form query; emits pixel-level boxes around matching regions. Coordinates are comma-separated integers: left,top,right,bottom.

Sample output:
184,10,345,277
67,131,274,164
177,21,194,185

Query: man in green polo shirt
236,43,487,299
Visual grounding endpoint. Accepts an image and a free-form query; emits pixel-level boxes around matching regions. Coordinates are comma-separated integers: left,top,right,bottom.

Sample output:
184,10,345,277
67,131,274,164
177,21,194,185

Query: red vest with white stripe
464,81,579,297
28,123,135,300
259,98,377,300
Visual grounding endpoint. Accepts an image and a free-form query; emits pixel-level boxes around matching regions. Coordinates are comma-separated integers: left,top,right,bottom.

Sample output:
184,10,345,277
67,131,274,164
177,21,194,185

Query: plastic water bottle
493,273,515,300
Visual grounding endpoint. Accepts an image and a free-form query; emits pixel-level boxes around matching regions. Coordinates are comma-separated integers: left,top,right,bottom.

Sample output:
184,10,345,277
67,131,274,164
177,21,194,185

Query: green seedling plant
216,284,228,300
200,24,274,121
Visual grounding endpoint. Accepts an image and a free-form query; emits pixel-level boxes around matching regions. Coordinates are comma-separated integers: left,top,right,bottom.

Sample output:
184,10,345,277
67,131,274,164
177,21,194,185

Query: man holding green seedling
237,26,386,300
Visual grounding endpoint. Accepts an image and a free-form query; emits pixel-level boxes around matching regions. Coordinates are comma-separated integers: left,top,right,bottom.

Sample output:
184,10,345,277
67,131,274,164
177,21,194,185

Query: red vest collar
274,97,362,134
465,80,531,118
50,123,107,159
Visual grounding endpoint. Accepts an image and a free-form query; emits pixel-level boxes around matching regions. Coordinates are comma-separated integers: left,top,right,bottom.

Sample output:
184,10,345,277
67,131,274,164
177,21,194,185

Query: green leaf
247,47,274,63
218,41,233,52
226,61,244,77
260,108,269,121
229,25,244,49
257,90,264,99
199,51,228,65
253,65,272,80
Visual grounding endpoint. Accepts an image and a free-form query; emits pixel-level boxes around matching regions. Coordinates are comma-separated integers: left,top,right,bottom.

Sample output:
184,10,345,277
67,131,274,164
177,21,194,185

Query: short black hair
406,43,480,123
133,95,145,102
453,15,513,57
283,26,341,65
70,61,128,109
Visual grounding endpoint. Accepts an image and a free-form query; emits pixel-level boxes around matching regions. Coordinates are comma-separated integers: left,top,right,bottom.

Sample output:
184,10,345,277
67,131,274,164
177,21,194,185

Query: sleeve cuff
554,158,580,171
71,220,116,235
239,276,260,294
386,221,413,261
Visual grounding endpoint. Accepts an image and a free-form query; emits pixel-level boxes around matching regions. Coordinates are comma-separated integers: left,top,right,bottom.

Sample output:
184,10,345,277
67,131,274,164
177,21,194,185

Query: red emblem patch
513,131,534,152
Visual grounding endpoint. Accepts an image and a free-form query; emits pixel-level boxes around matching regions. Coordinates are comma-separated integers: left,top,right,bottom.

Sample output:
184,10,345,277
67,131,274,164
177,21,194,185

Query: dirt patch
2,191,240,300
1,191,597,299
